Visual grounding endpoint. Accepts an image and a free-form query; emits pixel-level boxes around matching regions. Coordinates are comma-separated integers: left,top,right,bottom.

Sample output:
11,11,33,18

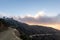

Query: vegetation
0,17,60,40
0,18,9,32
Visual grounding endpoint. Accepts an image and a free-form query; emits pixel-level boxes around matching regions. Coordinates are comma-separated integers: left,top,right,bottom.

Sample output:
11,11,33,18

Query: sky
0,0,60,16
0,0,60,30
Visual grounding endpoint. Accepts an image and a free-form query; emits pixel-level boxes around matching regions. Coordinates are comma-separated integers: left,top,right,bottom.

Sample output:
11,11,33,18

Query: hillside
0,18,60,40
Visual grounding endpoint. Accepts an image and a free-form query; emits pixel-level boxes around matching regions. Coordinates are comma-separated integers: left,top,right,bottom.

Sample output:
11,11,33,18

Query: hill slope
0,18,60,40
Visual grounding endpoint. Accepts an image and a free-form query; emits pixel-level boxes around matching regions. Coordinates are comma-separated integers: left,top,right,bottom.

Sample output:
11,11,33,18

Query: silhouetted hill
0,18,60,40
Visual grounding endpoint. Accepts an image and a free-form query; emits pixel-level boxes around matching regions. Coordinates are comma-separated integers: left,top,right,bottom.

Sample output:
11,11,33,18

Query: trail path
0,28,22,40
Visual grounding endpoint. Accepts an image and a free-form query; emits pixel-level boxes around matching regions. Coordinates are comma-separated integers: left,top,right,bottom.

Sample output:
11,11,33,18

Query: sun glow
43,24,60,30
26,23,60,30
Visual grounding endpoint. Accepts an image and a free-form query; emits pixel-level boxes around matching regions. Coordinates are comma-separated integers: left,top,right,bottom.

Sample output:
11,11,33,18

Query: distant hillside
0,18,60,40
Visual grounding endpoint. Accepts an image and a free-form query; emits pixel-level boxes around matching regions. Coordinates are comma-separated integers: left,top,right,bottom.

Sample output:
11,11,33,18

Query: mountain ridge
0,18,60,40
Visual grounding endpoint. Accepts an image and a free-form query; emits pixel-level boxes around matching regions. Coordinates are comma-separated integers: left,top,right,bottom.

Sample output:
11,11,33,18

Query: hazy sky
0,0,60,16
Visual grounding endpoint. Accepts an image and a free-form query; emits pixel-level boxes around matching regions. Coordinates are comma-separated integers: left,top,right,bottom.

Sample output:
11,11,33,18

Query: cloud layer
16,11,60,25
0,11,60,29
16,12,60,30
0,11,60,25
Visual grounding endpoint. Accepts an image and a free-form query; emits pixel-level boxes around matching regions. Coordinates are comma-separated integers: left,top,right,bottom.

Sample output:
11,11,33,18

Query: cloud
16,11,60,30
34,11,45,18
17,11,60,25
0,11,60,29
0,11,60,25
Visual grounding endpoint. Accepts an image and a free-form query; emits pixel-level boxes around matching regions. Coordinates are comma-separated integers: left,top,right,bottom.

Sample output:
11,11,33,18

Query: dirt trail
0,28,22,40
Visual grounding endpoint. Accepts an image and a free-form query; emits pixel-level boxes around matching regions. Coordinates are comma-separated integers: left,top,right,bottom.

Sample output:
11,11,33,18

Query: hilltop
0,18,60,40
